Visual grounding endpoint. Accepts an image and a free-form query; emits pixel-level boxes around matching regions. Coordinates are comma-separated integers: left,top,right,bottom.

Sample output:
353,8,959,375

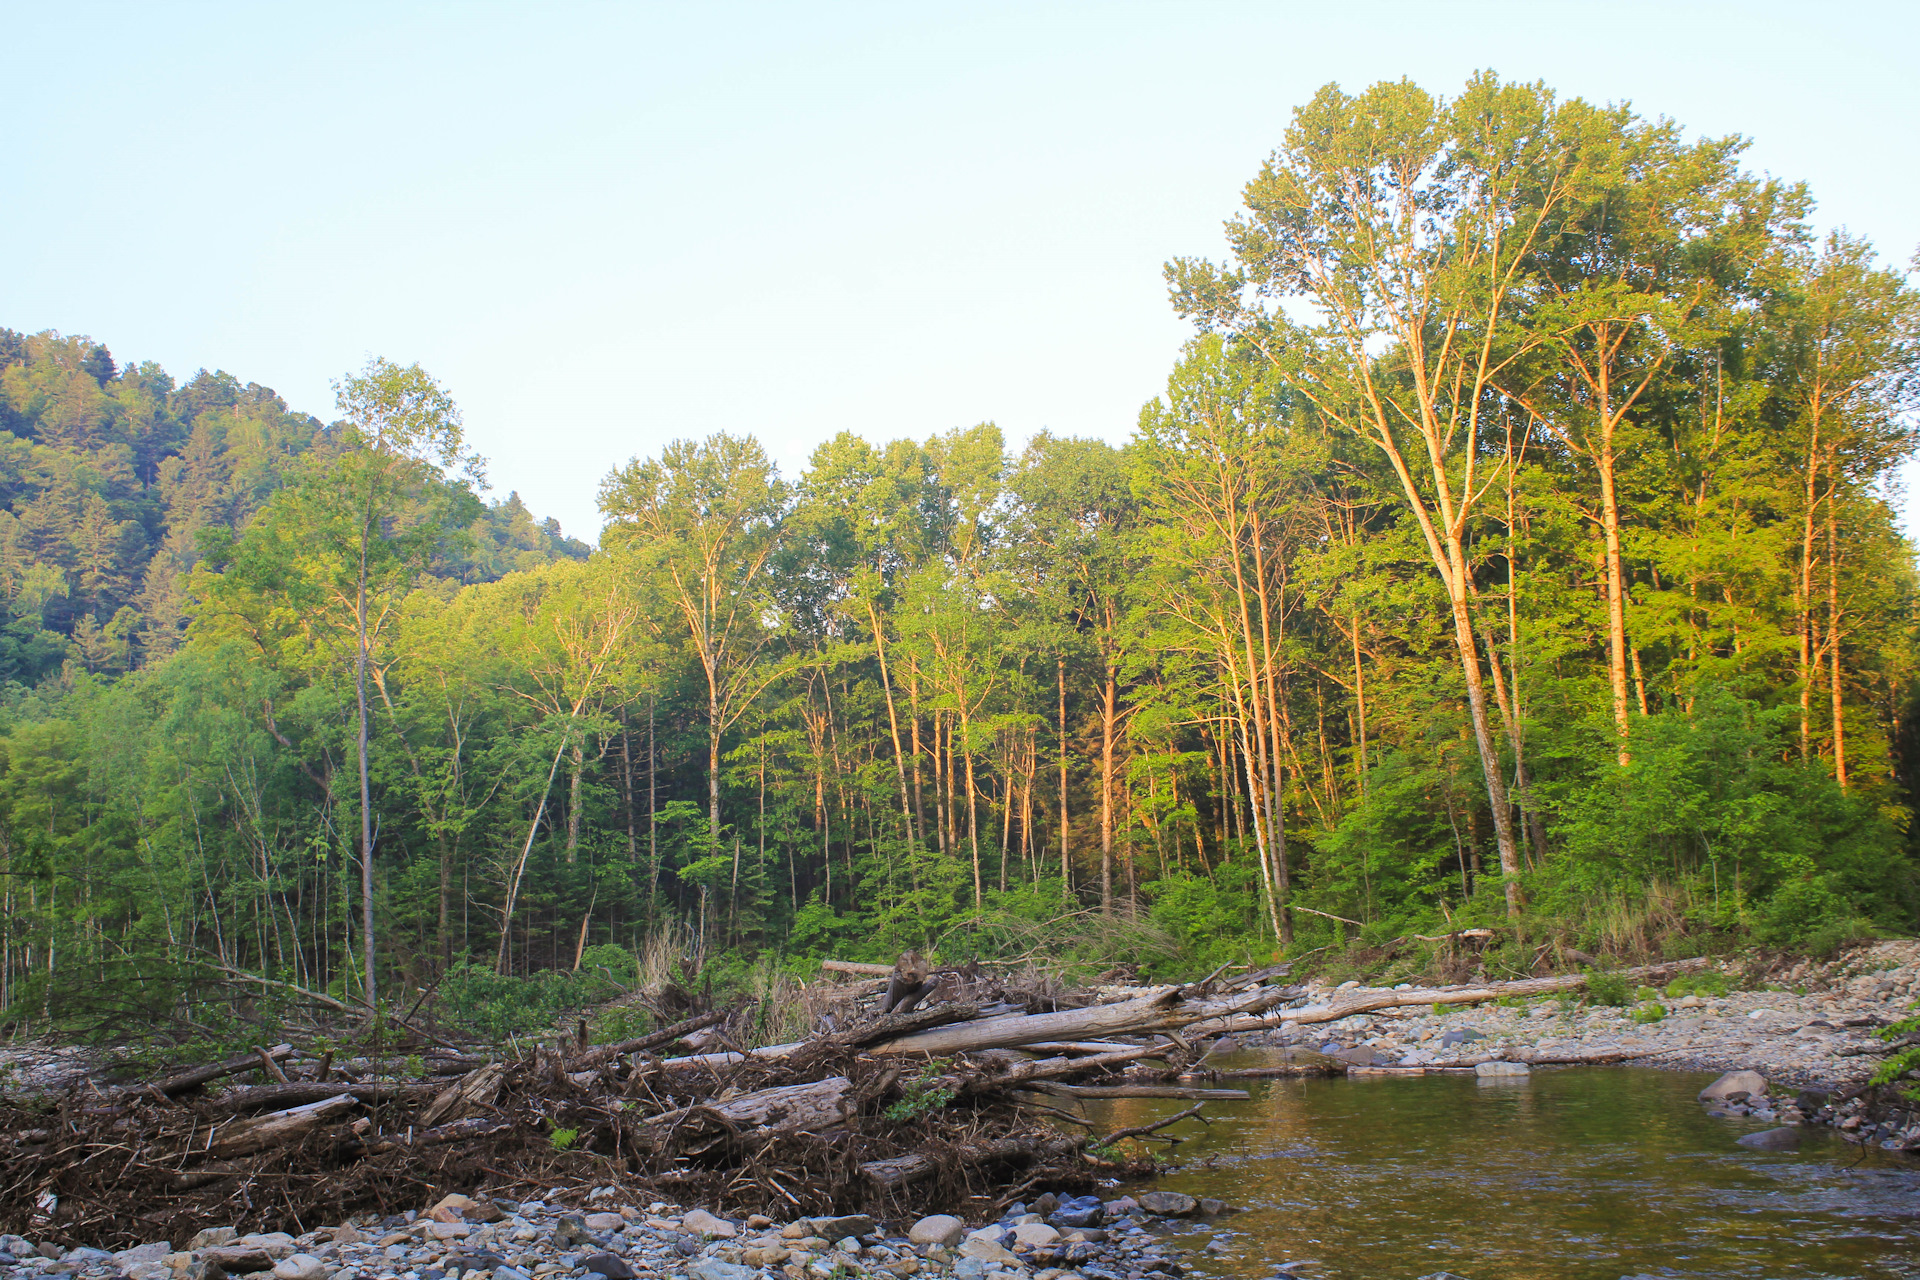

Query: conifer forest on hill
2,75,1919,1042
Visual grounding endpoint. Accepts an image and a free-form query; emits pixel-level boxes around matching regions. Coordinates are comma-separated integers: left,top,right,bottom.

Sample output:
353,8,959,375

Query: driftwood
205,1081,433,1117
203,1094,359,1158
638,1077,853,1154
418,1062,507,1127
1023,1082,1249,1101
570,1009,731,1069
873,987,1283,1056
153,1043,293,1097
859,1134,1087,1189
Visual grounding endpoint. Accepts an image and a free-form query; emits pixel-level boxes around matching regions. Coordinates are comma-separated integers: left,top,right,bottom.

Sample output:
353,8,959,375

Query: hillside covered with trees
2,74,1917,1039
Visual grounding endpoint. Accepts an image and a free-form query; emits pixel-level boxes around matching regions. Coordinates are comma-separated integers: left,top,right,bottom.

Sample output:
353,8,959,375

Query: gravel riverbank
0,1191,1217,1280
1245,939,1919,1093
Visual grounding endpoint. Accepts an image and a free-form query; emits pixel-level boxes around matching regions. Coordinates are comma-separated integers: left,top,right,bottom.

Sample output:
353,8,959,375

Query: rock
578,1253,634,1280
1474,1061,1530,1077
1011,1225,1060,1247
183,1259,228,1280
741,1248,790,1269
683,1210,738,1239
1795,1088,1830,1111
116,1244,173,1273
191,1232,240,1253
424,1224,470,1240
238,1236,296,1261
1196,1199,1227,1216
908,1216,967,1247
1699,1070,1768,1102
430,1196,478,1224
952,1260,991,1280
1735,1127,1802,1151
329,1227,365,1247
1048,1203,1103,1230
958,1236,1019,1266
550,1216,587,1248
887,1260,921,1277
1438,1029,1486,1047
202,1248,277,1274
1416,1274,1476,1280
271,1257,328,1280
804,1216,873,1242
1136,1192,1197,1217
582,1214,626,1234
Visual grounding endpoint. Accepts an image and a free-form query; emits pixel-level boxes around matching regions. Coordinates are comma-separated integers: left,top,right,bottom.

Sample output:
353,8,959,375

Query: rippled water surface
1088,1059,1920,1280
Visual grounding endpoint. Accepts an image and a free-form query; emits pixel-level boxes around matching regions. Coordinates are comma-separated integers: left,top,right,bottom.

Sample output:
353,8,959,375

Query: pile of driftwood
0,957,1295,1249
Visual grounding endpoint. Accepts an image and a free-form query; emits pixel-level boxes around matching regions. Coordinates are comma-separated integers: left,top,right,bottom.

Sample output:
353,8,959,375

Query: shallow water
1087,1058,1920,1280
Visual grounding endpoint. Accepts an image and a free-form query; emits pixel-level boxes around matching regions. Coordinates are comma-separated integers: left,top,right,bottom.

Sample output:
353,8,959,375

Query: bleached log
154,1043,293,1097
638,1076,852,1152
419,1061,507,1128
203,1094,358,1158
871,987,1284,1056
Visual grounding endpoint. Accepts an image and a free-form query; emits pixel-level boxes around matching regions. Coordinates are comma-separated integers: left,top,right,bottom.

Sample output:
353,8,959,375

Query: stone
741,1248,790,1269
239,1237,297,1261
1796,1088,1831,1111
1048,1204,1103,1231
577,1254,633,1280
184,1261,228,1280
424,1225,470,1241
1196,1199,1226,1216
1010,1225,1060,1248
1699,1070,1768,1102
804,1216,874,1242
582,1215,626,1234
191,1233,240,1253
958,1237,1019,1266
330,1227,366,1247
202,1248,277,1274
952,1261,991,1280
1736,1127,1802,1151
1415,1274,1476,1280
888,1260,922,1277
686,1263,756,1280
272,1257,328,1280
1136,1193,1197,1217
116,1244,173,1273
1474,1061,1530,1077
908,1216,966,1248
430,1196,478,1224
1438,1029,1486,1047
682,1210,737,1239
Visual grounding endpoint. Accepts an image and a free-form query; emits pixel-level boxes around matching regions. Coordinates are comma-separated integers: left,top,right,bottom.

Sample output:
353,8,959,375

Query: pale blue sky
6,2,1916,542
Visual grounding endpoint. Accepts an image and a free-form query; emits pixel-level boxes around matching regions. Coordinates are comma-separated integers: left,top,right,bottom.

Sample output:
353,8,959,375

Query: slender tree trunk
566,736,585,863
1798,409,1824,761
866,601,917,841
355,522,376,1009
1099,667,1117,915
1058,659,1071,900
1598,428,1632,766
1828,486,1849,788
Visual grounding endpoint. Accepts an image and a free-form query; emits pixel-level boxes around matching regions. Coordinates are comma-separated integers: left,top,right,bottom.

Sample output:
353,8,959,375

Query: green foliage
1665,972,1731,999
1584,969,1632,1008
548,1125,579,1152
435,963,624,1041
882,1060,957,1123
1630,1002,1667,1024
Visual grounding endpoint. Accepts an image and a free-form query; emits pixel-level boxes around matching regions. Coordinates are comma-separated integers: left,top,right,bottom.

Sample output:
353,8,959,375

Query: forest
2,74,1918,1042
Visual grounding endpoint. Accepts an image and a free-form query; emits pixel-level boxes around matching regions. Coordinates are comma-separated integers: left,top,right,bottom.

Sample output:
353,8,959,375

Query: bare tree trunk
1058,659,1071,900
1099,667,1117,915
355,521,376,1009
1828,487,1849,788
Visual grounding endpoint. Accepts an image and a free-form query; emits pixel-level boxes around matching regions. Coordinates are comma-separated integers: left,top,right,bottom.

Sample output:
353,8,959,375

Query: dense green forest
4,75,1919,1039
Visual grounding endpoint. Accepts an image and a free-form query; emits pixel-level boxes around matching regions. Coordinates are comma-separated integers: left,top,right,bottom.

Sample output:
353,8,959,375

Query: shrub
1584,968,1631,1007
1630,1002,1666,1024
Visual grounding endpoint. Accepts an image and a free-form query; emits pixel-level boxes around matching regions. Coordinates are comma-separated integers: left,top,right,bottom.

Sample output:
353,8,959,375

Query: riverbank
1244,938,1918,1092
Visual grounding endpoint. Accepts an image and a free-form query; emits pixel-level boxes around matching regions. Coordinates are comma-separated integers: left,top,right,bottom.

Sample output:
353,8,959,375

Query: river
1086,1058,1920,1280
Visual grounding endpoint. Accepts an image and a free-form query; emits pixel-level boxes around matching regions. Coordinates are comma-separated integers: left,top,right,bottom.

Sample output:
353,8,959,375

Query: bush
1630,1002,1666,1024
1584,968,1631,1007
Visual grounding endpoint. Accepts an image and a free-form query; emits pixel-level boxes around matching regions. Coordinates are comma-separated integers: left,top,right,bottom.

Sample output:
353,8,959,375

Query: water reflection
1080,1059,1920,1280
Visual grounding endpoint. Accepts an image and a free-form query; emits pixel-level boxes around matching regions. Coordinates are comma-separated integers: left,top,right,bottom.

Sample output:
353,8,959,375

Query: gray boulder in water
1736,1126,1801,1151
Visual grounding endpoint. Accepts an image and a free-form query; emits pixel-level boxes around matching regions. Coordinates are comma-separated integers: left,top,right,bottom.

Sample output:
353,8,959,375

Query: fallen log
360,1115,514,1154
419,1062,508,1127
571,1009,732,1069
154,1043,293,1097
821,960,895,977
204,1081,434,1117
638,1076,853,1153
1192,959,1711,1033
202,1093,359,1158
872,987,1283,1056
1024,1083,1248,1101
859,1134,1086,1189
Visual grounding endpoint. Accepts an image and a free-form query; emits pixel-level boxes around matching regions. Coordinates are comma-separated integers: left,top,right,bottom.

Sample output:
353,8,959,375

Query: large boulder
1699,1070,1767,1103
1137,1191,1198,1217
1736,1127,1801,1151
907,1215,966,1247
